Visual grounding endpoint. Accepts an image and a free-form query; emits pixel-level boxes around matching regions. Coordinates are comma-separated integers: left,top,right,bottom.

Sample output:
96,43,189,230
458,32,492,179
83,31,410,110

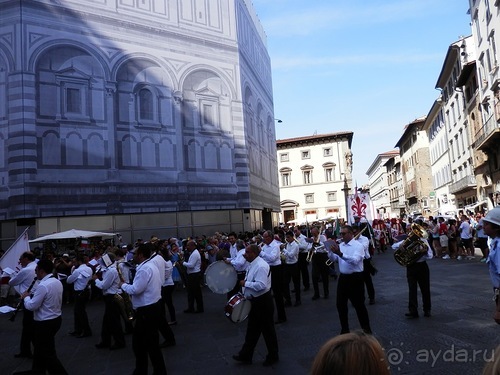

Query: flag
334,218,341,238
347,192,375,224
0,227,30,274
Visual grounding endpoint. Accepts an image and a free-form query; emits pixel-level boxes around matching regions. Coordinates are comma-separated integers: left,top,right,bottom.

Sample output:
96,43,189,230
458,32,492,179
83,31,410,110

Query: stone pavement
1,251,498,375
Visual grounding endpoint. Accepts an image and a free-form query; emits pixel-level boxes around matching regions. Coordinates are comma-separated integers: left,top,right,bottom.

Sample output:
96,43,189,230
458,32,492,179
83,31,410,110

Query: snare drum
204,261,237,294
225,293,251,323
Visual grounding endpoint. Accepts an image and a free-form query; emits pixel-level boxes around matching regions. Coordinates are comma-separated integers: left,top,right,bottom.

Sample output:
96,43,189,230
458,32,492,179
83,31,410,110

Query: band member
18,259,68,374
9,251,37,358
160,250,177,326
182,240,204,313
353,226,376,305
260,230,287,323
148,243,176,347
482,207,500,323
224,239,249,300
294,226,310,291
392,221,433,318
327,225,372,334
93,253,126,350
66,255,93,338
309,226,329,300
282,231,301,306
121,243,167,375
228,232,239,259
232,244,279,366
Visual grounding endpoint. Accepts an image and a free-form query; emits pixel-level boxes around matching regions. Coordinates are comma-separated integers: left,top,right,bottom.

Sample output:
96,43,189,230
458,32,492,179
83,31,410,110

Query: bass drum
225,293,251,323
204,261,237,294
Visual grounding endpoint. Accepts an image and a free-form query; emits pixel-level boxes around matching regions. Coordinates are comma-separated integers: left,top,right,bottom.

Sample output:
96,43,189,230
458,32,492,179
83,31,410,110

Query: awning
30,229,117,243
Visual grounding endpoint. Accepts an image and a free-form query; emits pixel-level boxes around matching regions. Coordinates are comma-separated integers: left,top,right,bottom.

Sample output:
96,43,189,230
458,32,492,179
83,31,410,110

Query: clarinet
9,277,37,322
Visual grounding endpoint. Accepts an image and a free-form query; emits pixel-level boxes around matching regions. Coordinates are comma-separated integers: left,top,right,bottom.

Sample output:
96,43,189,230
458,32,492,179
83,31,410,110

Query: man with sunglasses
327,225,372,335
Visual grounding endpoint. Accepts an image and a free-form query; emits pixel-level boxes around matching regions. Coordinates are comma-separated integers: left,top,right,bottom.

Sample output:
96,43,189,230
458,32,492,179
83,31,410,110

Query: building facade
276,133,353,224
435,36,478,211
394,117,433,217
0,0,280,246
468,0,500,210
366,150,399,219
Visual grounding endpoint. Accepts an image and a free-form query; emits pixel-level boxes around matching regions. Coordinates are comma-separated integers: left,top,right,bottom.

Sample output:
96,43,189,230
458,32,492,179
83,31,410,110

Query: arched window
139,88,154,121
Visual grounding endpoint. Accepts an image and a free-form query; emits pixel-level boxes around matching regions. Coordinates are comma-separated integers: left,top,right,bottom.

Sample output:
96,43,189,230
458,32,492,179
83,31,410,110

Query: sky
251,0,472,186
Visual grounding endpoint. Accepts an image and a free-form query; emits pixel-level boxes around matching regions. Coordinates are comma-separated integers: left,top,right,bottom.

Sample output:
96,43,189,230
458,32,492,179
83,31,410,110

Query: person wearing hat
482,207,500,324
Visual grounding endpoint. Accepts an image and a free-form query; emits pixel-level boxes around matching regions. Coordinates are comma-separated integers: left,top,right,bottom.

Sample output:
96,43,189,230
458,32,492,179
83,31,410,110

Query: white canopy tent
29,229,117,243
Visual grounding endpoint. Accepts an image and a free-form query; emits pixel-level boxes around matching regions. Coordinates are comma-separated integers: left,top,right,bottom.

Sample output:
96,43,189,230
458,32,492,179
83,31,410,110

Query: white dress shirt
296,234,309,253
260,240,281,266
243,256,271,299
229,249,249,272
9,260,37,295
150,253,167,282
66,264,93,291
328,239,365,274
183,249,201,274
121,258,162,308
282,241,299,265
356,235,371,259
229,243,238,259
163,260,174,287
95,265,121,295
23,274,63,321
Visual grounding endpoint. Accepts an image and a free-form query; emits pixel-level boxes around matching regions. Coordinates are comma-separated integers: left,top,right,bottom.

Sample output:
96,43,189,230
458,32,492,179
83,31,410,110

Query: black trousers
32,316,68,374
20,306,34,355
157,296,176,343
406,261,431,313
336,272,371,334
239,291,279,361
312,253,330,297
186,272,204,312
161,285,176,322
101,295,125,346
270,265,286,321
283,263,300,303
133,301,167,375
227,271,246,300
363,259,375,301
298,252,310,288
73,289,91,335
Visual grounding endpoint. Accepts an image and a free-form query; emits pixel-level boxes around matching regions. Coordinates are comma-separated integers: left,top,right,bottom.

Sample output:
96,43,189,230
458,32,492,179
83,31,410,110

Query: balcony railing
474,114,499,148
449,175,477,194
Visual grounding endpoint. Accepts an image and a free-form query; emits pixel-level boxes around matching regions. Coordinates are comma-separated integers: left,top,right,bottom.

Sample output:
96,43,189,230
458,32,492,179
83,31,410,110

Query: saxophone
114,261,135,321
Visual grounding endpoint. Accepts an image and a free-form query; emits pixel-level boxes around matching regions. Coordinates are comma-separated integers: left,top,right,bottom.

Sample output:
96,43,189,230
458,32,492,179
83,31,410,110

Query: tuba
393,223,429,267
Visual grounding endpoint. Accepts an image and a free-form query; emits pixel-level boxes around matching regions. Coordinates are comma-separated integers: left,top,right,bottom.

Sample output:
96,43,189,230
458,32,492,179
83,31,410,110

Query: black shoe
312,294,320,300
263,357,279,367
183,309,195,313
13,353,32,358
405,312,419,319
303,286,310,291
160,340,176,348
195,309,204,313
168,321,177,326
68,331,81,336
95,342,110,349
369,299,375,305
76,332,92,338
294,301,302,307
109,344,126,350
274,319,287,324
232,354,252,364
284,301,292,307
424,311,431,317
